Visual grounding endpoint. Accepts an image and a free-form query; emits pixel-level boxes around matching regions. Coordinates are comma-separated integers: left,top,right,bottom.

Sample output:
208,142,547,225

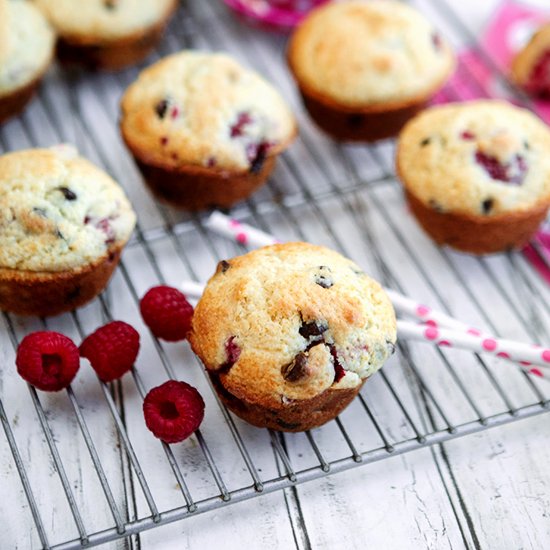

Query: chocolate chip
420,137,431,147
104,0,117,10
315,266,333,288
428,199,443,213
347,114,365,128
155,99,169,119
217,260,231,274
482,198,494,214
58,187,77,201
299,319,328,340
32,207,47,217
55,229,65,239
281,352,310,382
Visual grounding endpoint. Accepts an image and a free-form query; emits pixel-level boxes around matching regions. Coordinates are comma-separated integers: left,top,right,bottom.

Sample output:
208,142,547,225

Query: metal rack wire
1,1,549,548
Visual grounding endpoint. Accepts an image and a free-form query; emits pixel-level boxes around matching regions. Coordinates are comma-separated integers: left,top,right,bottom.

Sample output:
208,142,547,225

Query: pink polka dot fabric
223,0,329,31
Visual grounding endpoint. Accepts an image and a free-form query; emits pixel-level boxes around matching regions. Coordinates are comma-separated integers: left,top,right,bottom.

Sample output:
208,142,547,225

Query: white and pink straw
186,211,550,377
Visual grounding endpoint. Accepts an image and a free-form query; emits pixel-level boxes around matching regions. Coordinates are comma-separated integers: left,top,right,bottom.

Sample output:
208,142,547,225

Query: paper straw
205,212,279,247
180,278,549,376
206,211,483,331
397,320,549,376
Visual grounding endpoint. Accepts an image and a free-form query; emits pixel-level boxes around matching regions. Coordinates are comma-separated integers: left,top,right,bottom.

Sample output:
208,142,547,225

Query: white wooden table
1,1,549,549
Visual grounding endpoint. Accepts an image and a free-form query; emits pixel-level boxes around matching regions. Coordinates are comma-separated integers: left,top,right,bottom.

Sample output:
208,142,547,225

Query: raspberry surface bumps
143,380,205,443
16,331,80,391
80,321,140,382
140,286,194,342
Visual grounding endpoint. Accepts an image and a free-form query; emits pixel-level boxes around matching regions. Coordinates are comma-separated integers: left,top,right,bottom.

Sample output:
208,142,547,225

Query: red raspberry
143,380,205,443
139,286,194,342
79,321,140,382
16,331,80,391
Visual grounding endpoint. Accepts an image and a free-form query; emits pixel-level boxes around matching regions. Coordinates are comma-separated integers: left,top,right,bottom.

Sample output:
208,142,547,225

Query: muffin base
0,246,123,317
299,89,428,142
132,156,277,210
0,77,42,125
55,7,177,70
405,190,550,255
209,370,364,432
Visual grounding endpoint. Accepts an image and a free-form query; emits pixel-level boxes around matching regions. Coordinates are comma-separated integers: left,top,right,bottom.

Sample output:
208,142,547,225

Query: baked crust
0,245,124,316
0,75,42,125
404,190,549,254
287,0,454,141
190,243,396,431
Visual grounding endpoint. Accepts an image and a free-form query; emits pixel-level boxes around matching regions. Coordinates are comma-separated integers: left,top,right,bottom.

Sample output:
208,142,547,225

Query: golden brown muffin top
397,100,550,217
120,51,297,173
0,147,136,272
0,0,55,96
287,0,454,109
190,242,396,409
34,0,177,41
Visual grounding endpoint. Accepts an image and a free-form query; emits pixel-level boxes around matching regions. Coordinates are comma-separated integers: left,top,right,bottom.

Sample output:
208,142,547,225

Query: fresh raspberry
16,331,80,391
143,380,205,443
79,321,140,382
139,286,194,342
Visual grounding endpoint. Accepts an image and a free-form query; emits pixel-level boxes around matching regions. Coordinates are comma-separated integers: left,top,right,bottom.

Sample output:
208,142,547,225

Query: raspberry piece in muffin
120,51,297,209
16,331,80,391
189,242,396,432
143,380,205,443
396,100,550,254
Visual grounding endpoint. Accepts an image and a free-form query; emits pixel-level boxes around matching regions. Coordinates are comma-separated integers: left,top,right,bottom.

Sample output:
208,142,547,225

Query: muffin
190,242,397,432
0,147,136,317
0,0,55,124
120,51,297,210
511,23,550,99
33,0,178,70
396,100,550,254
287,0,455,141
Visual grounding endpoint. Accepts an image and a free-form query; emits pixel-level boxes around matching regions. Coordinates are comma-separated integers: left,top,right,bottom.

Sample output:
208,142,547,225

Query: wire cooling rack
1,1,549,548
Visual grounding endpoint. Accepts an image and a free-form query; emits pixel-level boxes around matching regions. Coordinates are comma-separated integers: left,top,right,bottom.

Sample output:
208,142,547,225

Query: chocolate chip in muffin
420,137,431,147
155,98,170,119
299,319,328,340
104,0,118,10
32,207,48,217
217,260,231,274
428,199,444,213
281,351,311,382
58,187,77,201
314,266,333,289
347,114,365,128
481,198,494,215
